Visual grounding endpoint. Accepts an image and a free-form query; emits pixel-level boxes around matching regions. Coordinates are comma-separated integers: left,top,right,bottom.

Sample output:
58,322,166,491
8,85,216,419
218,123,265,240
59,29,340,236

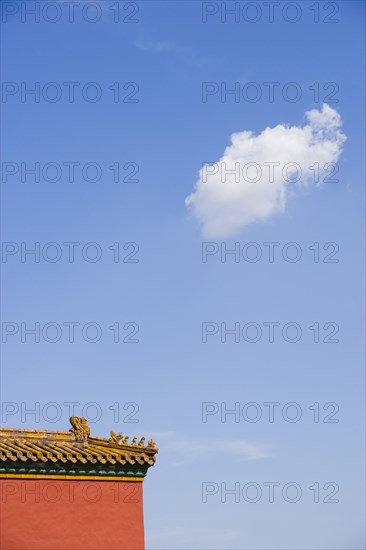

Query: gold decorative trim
0,473,144,482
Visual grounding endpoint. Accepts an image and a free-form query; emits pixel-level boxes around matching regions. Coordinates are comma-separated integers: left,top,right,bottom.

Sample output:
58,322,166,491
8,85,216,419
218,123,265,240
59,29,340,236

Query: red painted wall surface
0,478,145,550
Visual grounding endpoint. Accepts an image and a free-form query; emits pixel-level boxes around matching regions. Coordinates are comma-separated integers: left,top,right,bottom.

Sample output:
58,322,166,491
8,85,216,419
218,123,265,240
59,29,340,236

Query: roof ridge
0,417,158,473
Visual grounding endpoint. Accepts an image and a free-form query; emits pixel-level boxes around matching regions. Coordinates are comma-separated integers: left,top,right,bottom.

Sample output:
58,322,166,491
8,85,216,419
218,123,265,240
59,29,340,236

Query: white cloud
152,431,270,465
185,104,346,237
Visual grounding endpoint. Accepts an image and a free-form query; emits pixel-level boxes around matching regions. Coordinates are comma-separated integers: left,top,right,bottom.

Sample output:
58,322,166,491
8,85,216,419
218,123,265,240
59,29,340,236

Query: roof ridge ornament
69,416,90,442
109,431,123,444
108,431,157,450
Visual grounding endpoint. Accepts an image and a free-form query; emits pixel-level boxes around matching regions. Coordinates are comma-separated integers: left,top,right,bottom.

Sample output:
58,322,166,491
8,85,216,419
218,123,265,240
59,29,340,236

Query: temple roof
0,417,157,480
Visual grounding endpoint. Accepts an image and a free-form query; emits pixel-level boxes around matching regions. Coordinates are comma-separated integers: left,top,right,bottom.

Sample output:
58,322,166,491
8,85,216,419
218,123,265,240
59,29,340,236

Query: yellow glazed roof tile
0,417,158,469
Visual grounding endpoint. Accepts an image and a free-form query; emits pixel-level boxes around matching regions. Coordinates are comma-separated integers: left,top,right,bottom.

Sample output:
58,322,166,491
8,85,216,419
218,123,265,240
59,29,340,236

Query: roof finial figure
69,416,90,442
109,431,123,445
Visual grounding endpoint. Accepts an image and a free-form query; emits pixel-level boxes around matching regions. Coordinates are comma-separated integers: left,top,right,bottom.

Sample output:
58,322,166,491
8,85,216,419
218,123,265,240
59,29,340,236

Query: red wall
0,478,145,550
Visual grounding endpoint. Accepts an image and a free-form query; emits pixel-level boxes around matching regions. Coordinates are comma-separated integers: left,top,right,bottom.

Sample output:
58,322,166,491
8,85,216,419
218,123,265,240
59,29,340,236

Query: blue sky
1,1,365,548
